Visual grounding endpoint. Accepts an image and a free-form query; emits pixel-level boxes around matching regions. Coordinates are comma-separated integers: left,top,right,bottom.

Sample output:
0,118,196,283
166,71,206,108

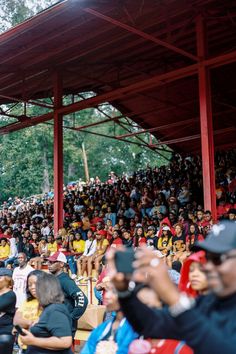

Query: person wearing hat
48,251,88,338
146,226,158,250
109,221,236,354
0,268,16,354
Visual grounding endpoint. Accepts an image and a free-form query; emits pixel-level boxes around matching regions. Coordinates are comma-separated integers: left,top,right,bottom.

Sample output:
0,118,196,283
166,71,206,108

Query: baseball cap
0,268,13,277
47,251,67,263
148,225,155,231
196,221,236,254
162,226,170,231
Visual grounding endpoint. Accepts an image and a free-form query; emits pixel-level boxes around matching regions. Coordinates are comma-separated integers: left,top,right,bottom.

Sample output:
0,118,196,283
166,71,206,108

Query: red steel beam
0,48,236,135
53,73,64,235
0,93,53,109
82,7,199,62
196,15,217,221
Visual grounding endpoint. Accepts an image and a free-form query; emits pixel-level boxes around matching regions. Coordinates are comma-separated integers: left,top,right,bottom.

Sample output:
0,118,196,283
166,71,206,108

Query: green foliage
0,2,171,202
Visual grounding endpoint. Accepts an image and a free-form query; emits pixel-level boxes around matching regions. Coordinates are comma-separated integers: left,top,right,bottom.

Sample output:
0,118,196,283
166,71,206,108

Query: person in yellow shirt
0,238,10,261
47,235,58,256
87,233,109,281
13,270,43,351
72,233,85,254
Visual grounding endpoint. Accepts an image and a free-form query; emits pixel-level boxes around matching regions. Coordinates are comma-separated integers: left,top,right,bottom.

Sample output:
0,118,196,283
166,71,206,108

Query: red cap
47,251,67,263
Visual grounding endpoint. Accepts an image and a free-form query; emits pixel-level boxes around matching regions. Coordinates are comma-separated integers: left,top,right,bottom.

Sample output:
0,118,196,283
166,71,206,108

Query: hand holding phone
114,249,135,275
15,325,26,336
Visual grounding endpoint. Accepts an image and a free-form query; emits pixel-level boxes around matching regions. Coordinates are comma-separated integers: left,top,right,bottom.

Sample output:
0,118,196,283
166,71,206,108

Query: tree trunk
42,149,50,193
81,142,89,183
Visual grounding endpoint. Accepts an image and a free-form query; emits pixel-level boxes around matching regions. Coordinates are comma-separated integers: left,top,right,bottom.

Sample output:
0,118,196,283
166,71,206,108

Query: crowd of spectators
0,150,235,353
0,151,235,279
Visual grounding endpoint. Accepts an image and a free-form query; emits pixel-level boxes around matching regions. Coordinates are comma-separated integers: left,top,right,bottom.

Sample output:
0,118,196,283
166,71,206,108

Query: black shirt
26,303,72,354
0,290,16,335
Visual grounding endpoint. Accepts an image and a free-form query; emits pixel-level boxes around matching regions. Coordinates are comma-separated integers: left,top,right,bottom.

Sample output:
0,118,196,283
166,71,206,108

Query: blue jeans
67,255,77,275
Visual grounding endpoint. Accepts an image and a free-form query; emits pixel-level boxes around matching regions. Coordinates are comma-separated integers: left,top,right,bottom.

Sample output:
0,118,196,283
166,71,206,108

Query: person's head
47,252,67,275
136,227,144,237
228,209,236,221
75,232,82,241
0,237,7,246
17,252,28,268
36,272,64,308
87,229,94,239
189,223,198,235
32,232,38,241
197,221,236,297
103,282,120,312
197,210,204,221
147,226,155,237
0,268,13,290
113,230,121,239
179,251,208,297
204,210,212,222
174,223,183,236
26,270,43,301
106,219,112,227
40,237,47,244
122,230,131,240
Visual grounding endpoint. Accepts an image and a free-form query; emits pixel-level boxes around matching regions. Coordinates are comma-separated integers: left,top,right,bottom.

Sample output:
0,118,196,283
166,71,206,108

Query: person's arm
20,331,72,350
63,278,88,320
14,309,33,328
0,291,16,311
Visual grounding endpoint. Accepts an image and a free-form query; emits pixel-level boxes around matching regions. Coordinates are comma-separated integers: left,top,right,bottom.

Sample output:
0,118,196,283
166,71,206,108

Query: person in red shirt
133,226,146,249
110,230,123,249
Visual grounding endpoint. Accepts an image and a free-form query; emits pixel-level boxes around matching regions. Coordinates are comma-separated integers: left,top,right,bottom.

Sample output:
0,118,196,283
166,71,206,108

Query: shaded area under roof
0,0,235,153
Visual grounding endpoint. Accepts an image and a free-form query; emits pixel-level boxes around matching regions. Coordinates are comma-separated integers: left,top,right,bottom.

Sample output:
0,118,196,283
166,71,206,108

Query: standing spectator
48,251,88,337
20,272,73,354
13,252,34,308
0,268,16,354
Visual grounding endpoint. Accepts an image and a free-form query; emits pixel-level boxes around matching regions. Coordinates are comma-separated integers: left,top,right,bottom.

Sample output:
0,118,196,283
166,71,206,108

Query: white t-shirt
13,264,34,307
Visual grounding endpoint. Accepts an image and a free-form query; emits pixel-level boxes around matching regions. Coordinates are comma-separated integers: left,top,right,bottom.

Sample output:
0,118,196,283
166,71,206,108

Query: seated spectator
87,232,109,281
186,224,204,252
133,226,146,249
77,230,97,280
47,234,58,255
179,251,208,297
146,226,158,250
122,229,133,248
158,226,172,256
110,230,123,249
0,238,10,262
38,237,48,258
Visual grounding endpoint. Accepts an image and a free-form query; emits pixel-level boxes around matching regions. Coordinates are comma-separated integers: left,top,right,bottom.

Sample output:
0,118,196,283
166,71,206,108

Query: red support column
53,73,64,235
196,16,217,221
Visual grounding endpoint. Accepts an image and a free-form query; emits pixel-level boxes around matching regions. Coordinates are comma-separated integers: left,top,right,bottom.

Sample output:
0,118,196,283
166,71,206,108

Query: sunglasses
206,252,236,266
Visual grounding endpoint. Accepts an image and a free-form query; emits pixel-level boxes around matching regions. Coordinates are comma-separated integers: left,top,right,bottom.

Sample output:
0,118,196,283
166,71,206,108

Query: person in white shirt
77,230,97,281
12,252,34,307
40,220,51,237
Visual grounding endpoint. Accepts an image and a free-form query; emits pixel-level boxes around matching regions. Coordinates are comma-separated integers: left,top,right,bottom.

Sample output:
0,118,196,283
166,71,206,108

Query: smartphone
114,249,135,275
15,325,26,336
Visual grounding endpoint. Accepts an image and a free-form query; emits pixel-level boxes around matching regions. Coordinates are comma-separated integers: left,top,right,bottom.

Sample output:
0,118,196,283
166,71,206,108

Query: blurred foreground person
81,282,138,354
0,268,16,354
109,221,236,354
20,272,73,354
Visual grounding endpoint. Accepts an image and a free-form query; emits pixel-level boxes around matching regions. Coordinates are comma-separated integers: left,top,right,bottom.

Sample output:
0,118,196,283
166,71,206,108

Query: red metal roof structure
0,0,235,231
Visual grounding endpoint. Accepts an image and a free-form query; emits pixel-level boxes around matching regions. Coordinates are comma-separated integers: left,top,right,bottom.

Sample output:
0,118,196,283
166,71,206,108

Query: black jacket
57,272,88,335
119,291,236,354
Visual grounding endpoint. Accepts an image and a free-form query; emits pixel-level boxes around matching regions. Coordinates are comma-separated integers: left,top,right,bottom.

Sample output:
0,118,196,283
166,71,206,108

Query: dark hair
36,273,64,307
26,270,44,301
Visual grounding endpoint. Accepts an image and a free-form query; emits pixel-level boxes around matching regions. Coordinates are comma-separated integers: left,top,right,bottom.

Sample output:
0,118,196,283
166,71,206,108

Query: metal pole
196,16,217,220
53,73,64,235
